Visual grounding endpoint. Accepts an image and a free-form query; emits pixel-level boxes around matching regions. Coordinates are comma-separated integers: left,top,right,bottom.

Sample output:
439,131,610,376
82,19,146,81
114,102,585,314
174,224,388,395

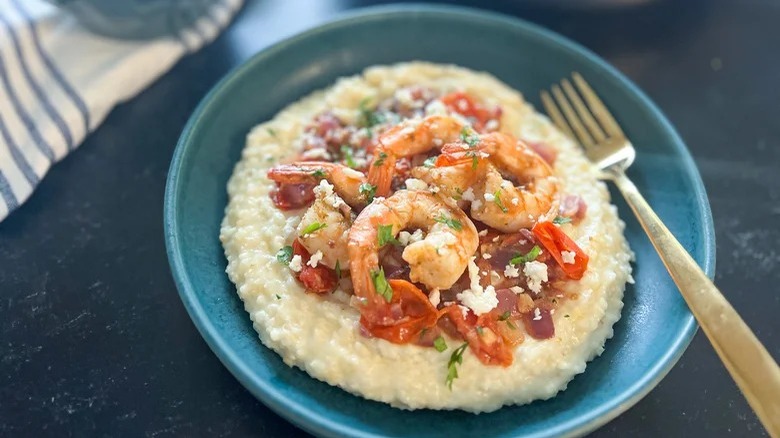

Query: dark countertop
1,0,778,436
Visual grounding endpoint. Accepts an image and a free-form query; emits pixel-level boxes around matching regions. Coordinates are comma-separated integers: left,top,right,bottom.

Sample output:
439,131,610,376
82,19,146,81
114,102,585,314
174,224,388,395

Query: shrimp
432,132,560,232
267,162,369,209
348,190,479,341
295,180,353,270
367,115,465,197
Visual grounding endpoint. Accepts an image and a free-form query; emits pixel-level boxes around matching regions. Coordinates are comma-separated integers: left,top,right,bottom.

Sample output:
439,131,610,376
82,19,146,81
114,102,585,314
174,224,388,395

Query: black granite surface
1,0,778,436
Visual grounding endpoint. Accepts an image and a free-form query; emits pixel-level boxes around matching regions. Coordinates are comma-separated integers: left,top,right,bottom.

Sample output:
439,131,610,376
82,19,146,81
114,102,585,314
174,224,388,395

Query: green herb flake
275,246,293,265
471,154,479,170
423,156,438,168
553,216,572,225
510,245,541,266
359,98,384,128
359,182,377,203
506,320,518,330
275,294,282,300
498,310,511,321
433,336,448,353
373,152,388,167
311,168,326,179
370,267,393,302
335,260,342,280
434,214,463,231
267,128,277,138
377,224,401,247
493,190,508,213
460,126,480,147
564,314,571,318
476,326,484,336
446,342,469,390
301,222,327,236
340,145,358,169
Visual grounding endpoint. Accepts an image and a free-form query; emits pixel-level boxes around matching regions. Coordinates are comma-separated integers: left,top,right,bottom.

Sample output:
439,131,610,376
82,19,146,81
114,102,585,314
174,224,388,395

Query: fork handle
610,171,780,437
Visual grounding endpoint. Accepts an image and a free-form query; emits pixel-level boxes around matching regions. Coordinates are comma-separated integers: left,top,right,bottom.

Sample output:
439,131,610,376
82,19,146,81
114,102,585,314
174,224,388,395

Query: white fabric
0,0,243,220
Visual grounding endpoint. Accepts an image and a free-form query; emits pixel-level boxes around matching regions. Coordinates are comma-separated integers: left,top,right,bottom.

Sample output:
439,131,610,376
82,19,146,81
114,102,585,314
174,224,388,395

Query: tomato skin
532,221,589,280
292,240,338,294
440,92,501,132
438,306,513,367
360,279,439,344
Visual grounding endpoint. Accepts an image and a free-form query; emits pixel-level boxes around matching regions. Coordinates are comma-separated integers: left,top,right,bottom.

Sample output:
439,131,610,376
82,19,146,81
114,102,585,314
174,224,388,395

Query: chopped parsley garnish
433,336,448,352
359,98,384,128
335,260,342,280
377,224,400,247
498,311,511,321
267,128,277,138
553,215,573,225
493,190,508,213
275,294,281,300
471,154,479,170
564,314,571,318
460,126,480,147
300,222,327,236
446,342,469,390
341,145,358,169
311,168,326,179
370,268,393,302
476,326,484,336
510,245,541,266
359,182,377,203
373,152,388,167
434,214,463,231
275,246,293,265
423,156,437,168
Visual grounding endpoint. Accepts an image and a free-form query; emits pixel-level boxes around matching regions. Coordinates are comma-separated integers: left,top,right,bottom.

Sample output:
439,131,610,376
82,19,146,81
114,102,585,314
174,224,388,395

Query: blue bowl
164,5,715,437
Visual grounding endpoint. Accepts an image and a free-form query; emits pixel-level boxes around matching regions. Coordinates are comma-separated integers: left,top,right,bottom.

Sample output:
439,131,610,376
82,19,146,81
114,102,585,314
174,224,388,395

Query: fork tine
552,84,595,148
540,90,574,140
561,78,606,143
572,72,625,138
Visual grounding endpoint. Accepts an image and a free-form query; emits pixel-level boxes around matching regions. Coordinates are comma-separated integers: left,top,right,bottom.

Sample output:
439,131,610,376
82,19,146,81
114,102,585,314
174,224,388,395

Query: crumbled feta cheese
561,250,576,264
511,198,519,206
524,261,549,294
301,148,331,160
485,119,499,131
432,138,443,147
482,253,492,260
457,99,469,112
492,236,500,242
550,309,556,315
288,255,303,272
456,257,499,315
405,178,428,191
461,187,476,202
429,185,440,193
460,305,470,319
307,250,323,268
398,229,425,246
533,307,542,321
313,179,345,209
472,199,483,210
429,289,441,307
395,88,419,108
424,99,448,116
510,286,524,294
484,193,495,202
478,229,488,237
504,263,520,278
500,180,513,190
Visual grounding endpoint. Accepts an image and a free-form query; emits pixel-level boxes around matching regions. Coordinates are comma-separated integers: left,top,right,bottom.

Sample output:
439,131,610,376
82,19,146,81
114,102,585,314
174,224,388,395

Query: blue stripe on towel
12,0,91,136
0,170,18,210
0,38,55,161
0,114,39,186
0,12,75,151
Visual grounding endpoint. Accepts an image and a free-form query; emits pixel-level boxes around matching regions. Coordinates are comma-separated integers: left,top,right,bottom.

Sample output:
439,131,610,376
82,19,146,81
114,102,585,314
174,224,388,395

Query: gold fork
542,74,780,437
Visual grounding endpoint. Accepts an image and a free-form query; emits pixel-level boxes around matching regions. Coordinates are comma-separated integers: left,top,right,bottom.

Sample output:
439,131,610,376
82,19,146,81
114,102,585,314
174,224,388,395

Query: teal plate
164,5,715,438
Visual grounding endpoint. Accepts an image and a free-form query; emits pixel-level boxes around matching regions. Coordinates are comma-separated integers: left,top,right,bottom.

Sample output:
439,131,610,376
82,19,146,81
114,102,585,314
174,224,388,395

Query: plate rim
164,4,716,438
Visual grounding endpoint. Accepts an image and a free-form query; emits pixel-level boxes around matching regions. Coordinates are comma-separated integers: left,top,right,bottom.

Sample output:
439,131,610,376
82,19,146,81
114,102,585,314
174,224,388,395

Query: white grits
220,62,633,413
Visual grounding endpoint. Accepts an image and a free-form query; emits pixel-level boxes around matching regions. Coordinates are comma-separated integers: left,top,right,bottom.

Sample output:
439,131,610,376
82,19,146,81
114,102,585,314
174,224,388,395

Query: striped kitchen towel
0,0,243,221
